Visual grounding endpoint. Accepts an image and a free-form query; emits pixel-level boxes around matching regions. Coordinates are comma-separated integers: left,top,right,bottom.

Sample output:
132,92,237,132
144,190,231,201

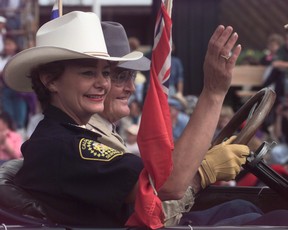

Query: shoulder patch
79,138,124,161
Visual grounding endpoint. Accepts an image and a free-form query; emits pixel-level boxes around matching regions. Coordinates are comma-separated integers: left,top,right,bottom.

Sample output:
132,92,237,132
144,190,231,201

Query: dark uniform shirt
14,105,143,227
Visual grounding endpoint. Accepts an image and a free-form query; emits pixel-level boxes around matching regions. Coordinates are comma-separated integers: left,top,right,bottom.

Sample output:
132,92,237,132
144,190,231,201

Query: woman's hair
29,61,66,110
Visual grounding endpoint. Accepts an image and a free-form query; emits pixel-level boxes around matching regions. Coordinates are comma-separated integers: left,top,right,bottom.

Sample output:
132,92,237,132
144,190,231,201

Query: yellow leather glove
198,136,250,189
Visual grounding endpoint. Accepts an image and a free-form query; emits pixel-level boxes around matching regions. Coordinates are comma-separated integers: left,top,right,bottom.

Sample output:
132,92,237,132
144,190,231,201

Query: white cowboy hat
3,11,143,92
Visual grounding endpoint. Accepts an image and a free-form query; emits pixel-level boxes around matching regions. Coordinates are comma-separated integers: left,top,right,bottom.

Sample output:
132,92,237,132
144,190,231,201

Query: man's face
100,68,136,123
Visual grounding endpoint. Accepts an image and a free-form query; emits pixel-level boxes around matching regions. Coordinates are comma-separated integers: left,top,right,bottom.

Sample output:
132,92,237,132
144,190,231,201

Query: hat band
84,52,109,57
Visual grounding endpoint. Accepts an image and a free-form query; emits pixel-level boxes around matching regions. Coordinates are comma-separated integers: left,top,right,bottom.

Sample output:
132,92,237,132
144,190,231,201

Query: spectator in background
0,35,18,70
128,37,140,52
214,104,234,139
0,16,7,54
128,36,148,103
273,95,288,144
262,31,288,136
142,42,184,99
0,36,32,135
260,33,284,85
260,33,284,66
118,99,142,140
128,100,142,124
2,0,22,48
263,29,288,106
168,93,189,141
0,112,23,164
2,0,21,30
170,43,184,96
133,70,146,103
125,124,140,157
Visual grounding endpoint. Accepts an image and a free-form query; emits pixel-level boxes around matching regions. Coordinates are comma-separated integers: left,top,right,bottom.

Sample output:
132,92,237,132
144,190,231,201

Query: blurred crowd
0,9,40,164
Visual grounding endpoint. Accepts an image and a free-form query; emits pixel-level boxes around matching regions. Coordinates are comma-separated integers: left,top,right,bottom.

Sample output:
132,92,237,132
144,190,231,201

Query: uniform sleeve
16,132,143,220
59,136,143,213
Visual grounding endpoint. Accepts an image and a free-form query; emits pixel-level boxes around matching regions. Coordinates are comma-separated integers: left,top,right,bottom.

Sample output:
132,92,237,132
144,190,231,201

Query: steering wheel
212,88,276,146
212,88,288,199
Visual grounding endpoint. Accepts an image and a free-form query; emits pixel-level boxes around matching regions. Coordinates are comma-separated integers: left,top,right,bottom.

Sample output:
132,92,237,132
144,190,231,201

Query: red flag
126,1,174,228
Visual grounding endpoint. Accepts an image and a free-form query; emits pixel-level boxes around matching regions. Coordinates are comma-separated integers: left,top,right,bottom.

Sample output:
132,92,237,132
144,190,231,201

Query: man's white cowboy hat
3,11,143,92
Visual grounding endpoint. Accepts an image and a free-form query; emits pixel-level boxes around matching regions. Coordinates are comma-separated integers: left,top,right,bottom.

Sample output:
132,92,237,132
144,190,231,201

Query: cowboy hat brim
117,55,151,71
3,46,143,92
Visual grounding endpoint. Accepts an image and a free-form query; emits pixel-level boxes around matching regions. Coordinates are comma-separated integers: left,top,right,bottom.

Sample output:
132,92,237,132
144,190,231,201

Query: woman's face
45,59,111,125
101,68,136,123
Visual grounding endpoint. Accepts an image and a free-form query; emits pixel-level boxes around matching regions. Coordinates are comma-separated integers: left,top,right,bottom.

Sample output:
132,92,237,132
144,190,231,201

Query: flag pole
58,0,63,16
126,0,174,228
164,0,173,17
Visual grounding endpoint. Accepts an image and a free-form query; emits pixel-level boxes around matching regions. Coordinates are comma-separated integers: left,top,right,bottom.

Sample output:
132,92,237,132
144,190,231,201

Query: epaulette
62,123,102,138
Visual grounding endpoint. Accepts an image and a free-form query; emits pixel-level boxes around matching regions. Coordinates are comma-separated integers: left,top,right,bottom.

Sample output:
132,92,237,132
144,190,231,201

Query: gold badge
79,138,124,161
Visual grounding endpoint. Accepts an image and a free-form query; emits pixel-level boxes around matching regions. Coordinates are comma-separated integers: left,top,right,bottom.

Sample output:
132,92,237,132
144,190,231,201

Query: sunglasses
111,69,136,85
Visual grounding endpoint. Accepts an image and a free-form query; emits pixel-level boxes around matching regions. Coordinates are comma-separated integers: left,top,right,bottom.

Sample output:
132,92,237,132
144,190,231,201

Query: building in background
38,0,154,53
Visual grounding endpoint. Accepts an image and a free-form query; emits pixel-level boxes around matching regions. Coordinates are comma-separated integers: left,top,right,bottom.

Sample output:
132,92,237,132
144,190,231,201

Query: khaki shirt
87,114,128,152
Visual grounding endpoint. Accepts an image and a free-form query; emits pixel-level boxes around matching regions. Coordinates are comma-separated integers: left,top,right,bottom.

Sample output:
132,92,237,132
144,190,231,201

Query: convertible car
0,88,287,230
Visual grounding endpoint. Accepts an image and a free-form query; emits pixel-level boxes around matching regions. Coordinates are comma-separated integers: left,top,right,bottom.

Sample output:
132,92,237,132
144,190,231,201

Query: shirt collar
43,105,78,125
